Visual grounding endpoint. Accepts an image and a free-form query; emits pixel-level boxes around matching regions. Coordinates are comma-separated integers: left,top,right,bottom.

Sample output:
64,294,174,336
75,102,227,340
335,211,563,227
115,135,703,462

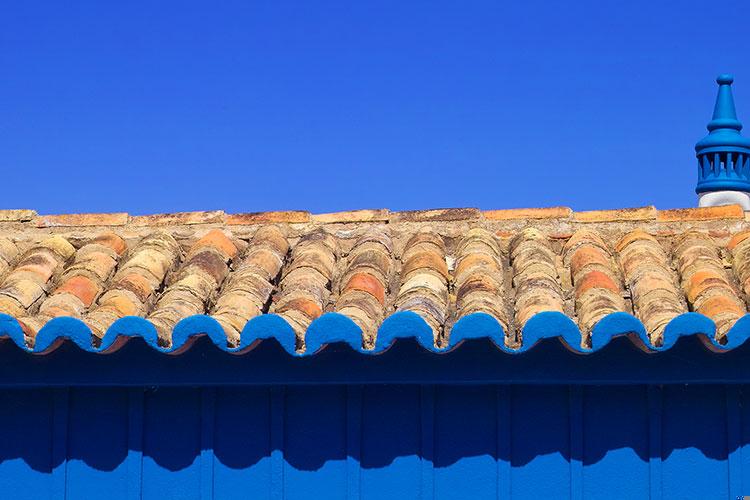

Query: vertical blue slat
433,385,497,500
66,388,129,500
1,381,747,498
213,387,272,500
726,385,742,498
568,386,583,500
582,385,649,499
284,386,347,500
0,389,54,499
360,385,421,500
739,384,750,487
127,388,144,500
741,385,750,493
51,388,69,500
648,385,662,500
496,386,511,500
661,385,728,499
420,385,434,500
200,388,216,500
346,385,362,500
270,386,285,500
142,388,202,500
511,386,570,498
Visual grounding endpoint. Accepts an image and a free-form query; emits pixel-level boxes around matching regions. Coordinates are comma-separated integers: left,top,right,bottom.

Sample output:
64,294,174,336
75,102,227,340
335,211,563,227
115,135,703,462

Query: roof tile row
0,207,748,352
335,228,393,348
616,230,686,344
510,229,566,335
564,230,628,345
0,204,744,229
211,226,288,345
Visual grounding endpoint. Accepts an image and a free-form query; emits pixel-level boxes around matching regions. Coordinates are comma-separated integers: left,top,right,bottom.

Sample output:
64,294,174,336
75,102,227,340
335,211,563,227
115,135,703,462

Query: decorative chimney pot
696,74,750,209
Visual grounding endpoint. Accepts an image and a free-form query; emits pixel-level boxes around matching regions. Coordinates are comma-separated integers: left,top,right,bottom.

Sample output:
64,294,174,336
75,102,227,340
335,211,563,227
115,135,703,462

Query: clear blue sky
2,1,750,215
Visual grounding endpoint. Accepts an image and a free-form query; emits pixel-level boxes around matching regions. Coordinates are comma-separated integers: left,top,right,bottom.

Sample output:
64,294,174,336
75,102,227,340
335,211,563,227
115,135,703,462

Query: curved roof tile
0,205,747,355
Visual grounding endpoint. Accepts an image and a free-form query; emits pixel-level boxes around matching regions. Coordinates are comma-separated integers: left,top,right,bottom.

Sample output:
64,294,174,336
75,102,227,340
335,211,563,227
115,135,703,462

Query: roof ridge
0,204,743,228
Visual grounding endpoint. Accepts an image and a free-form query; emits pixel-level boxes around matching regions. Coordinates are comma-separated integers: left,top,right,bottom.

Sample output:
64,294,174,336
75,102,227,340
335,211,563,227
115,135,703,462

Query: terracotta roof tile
453,228,509,342
336,228,393,348
564,229,628,345
657,205,744,222
129,211,225,226
36,213,129,227
0,237,73,316
395,230,449,346
147,230,238,345
211,226,289,345
483,207,571,221
85,233,181,338
0,210,36,222
674,231,745,339
270,230,338,351
312,209,390,224
0,239,20,283
2,205,750,352
615,230,686,344
729,230,750,301
227,211,311,225
574,206,656,223
509,228,565,337
391,208,481,223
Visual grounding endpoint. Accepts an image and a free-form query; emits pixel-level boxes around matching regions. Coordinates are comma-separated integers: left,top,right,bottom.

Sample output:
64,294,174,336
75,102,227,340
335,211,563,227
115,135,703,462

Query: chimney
696,74,750,209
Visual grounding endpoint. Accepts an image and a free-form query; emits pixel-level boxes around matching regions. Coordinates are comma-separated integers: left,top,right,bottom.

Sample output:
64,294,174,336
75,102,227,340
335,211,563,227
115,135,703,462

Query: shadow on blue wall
0,383,741,495
0,336,746,498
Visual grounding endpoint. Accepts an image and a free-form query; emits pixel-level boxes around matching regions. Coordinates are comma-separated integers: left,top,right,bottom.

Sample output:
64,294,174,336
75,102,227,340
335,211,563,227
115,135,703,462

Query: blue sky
2,1,750,215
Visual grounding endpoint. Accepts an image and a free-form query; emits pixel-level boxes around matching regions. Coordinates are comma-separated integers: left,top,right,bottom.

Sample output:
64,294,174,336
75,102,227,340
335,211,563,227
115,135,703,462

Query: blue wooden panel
0,389,53,499
739,386,750,494
581,385,649,499
361,385,421,500
434,385,497,500
142,388,202,500
661,385,729,499
360,385,421,500
213,387,272,500
510,386,571,498
726,385,743,498
284,386,347,500
66,388,129,499
0,383,749,498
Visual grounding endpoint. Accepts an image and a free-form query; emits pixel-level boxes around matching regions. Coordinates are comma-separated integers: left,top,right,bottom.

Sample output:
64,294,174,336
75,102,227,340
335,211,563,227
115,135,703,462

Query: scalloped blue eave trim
0,311,748,355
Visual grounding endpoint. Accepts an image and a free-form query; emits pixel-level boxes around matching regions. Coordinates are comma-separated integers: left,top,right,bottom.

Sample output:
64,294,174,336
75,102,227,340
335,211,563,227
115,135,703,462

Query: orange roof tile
1,205,749,351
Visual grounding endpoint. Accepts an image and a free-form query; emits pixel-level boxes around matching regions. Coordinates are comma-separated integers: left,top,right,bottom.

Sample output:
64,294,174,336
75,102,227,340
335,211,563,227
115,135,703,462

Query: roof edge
0,204,741,229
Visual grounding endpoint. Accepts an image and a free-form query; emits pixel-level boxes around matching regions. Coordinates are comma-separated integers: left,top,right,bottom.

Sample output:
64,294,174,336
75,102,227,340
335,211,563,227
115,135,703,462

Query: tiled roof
1,205,750,355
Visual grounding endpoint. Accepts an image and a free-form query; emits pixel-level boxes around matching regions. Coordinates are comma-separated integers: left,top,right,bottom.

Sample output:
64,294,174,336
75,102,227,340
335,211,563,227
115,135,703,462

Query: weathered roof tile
227,211,311,225
312,209,390,224
657,205,744,222
574,206,656,223
484,207,572,221
453,228,509,341
129,211,225,226
564,229,627,345
1,205,750,351
271,230,338,351
391,208,481,223
36,213,129,227
335,229,393,348
0,210,37,222
675,231,745,340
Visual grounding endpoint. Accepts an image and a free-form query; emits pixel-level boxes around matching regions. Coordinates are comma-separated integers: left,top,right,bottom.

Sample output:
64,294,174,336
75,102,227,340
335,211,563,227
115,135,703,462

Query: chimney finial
696,74,750,209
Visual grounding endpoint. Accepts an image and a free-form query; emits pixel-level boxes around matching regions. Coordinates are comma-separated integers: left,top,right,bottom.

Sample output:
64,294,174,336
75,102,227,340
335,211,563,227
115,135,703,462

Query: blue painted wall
0,383,746,499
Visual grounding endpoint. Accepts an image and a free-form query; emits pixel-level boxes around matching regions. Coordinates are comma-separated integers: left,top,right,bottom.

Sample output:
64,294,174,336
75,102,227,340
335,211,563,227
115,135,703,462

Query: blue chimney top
695,74,750,194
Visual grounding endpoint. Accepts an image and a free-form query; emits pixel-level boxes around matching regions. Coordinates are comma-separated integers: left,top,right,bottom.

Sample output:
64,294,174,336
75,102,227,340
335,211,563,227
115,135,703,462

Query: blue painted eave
0,310,746,356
